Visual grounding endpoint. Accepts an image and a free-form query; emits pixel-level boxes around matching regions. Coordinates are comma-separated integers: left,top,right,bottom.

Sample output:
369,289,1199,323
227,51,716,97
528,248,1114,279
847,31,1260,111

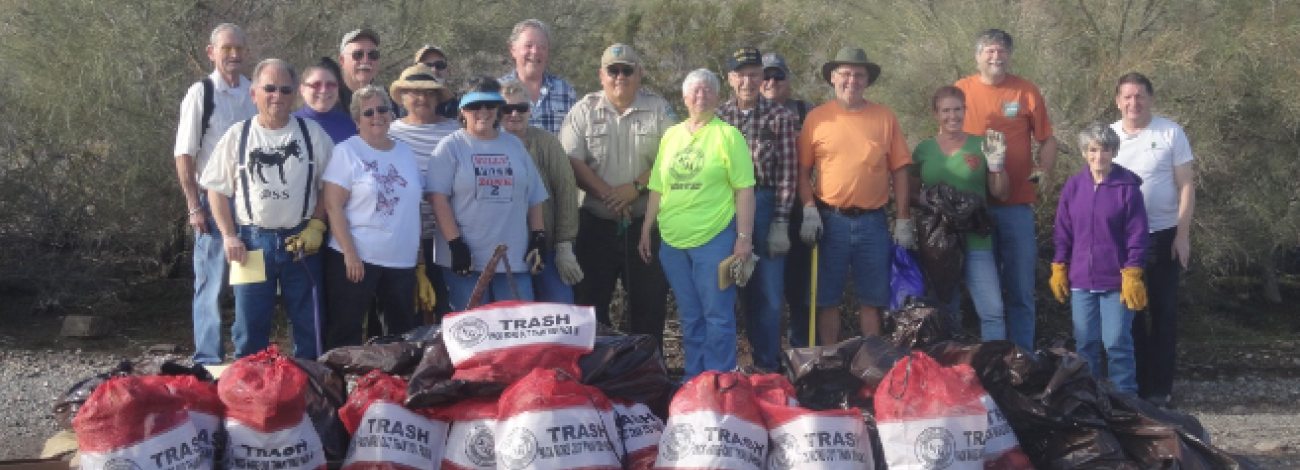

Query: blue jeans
443,267,535,311
946,249,1007,341
232,222,323,360
191,194,227,365
816,208,890,308
659,223,738,381
1070,289,1138,394
741,188,786,371
532,250,574,304
989,204,1037,351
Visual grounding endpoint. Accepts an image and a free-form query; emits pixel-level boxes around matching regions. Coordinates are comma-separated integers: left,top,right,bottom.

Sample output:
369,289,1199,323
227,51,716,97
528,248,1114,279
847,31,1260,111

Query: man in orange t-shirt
954,29,1058,352
797,47,913,343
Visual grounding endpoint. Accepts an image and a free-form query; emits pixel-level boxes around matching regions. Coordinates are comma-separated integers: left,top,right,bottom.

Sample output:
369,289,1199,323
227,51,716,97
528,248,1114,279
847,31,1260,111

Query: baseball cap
762,52,790,75
339,28,380,54
727,47,762,71
414,44,446,64
600,43,640,68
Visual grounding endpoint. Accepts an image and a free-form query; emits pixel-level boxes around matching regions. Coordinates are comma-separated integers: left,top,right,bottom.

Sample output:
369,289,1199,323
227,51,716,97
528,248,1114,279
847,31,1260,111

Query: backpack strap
296,117,315,220
236,119,254,223
199,78,215,141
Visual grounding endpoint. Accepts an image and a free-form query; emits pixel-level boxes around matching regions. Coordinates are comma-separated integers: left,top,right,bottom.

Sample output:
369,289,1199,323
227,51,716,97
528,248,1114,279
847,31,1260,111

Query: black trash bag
288,357,350,461
317,341,425,377
577,334,672,419
881,297,955,350
51,357,213,431
858,409,891,470
925,340,981,366
404,331,507,408
1106,390,1265,470
781,336,905,414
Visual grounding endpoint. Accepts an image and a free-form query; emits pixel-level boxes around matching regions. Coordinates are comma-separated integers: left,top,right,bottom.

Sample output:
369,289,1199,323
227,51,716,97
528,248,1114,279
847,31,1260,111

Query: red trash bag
875,352,1034,470
442,302,597,385
339,371,449,470
219,345,326,470
494,368,624,470
654,371,766,470
143,374,226,466
750,373,876,470
440,397,500,470
74,376,210,470
612,399,663,470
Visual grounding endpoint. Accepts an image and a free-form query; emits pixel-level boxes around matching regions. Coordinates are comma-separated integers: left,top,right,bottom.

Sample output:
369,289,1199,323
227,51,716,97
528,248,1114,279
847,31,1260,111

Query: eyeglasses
218,45,246,54
423,60,448,70
261,85,293,95
361,106,391,117
462,102,500,111
501,103,531,115
303,81,338,90
350,49,381,61
763,71,787,82
606,65,635,77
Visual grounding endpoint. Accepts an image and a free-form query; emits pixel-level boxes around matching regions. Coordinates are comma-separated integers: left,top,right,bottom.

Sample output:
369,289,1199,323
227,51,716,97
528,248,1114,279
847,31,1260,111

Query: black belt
815,198,877,217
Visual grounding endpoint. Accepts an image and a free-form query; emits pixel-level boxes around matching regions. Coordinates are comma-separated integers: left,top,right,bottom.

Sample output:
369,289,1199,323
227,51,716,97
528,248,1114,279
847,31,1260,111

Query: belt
815,198,876,217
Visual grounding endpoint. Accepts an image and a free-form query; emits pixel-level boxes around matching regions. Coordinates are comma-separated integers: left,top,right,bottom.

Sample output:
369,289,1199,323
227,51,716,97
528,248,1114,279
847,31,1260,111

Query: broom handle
809,244,818,347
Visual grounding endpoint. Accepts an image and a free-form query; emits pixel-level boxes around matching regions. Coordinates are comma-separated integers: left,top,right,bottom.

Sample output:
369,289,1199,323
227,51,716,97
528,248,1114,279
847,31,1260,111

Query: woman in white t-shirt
321,85,425,349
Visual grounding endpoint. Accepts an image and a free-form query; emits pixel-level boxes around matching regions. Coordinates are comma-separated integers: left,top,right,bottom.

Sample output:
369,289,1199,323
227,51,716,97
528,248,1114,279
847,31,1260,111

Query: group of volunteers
174,21,1193,406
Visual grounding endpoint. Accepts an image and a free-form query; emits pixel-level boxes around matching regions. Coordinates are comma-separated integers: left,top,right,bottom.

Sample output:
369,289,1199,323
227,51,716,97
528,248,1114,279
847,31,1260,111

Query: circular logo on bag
104,459,143,470
465,423,496,466
451,317,489,347
498,427,539,470
769,434,799,470
914,427,956,469
659,423,694,461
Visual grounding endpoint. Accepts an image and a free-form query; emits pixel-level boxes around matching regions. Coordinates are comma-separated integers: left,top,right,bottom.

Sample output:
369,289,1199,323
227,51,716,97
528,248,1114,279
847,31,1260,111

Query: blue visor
459,91,506,109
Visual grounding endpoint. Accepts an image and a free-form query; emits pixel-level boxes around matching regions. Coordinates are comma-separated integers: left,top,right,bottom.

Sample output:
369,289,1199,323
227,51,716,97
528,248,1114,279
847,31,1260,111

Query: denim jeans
784,203,816,347
232,222,323,360
442,267,534,311
659,223,738,381
573,210,670,348
1133,227,1180,398
946,249,1007,341
740,188,786,371
191,194,227,364
989,204,1037,351
816,208,890,308
322,248,416,350
532,250,574,304
1071,289,1138,394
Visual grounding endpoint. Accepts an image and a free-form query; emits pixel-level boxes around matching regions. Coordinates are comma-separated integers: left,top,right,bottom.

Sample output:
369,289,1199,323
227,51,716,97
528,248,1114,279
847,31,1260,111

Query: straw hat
389,64,452,103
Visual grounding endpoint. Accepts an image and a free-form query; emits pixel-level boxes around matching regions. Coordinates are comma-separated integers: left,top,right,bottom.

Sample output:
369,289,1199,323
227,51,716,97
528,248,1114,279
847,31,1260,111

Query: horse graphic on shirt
249,140,303,185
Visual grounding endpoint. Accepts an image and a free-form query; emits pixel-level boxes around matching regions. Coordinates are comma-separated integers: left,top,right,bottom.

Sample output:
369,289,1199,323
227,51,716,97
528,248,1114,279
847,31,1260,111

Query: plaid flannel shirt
500,71,577,135
717,97,799,223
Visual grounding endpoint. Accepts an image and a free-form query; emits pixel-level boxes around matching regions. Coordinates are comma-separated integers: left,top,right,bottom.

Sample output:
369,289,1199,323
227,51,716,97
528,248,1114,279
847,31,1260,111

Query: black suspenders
235,118,316,225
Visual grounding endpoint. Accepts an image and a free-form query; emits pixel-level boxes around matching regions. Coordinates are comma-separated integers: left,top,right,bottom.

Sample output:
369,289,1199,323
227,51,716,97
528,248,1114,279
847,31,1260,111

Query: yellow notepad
230,250,266,285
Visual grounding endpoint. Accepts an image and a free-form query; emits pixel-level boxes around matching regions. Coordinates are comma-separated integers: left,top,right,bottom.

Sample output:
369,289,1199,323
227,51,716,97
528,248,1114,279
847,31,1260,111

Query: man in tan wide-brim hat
390,63,452,104
797,46,914,344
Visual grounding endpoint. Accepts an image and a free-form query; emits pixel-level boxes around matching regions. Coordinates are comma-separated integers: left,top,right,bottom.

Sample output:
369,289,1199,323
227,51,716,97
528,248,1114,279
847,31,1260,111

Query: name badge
1002,101,1020,118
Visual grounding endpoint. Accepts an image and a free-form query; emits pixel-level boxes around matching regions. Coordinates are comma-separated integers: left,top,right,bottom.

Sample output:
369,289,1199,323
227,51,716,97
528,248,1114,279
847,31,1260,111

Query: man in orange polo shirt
955,29,1058,351
797,47,913,343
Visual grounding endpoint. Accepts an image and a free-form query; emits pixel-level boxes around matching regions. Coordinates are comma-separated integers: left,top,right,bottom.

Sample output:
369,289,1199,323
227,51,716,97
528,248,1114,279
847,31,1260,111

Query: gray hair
1077,122,1120,153
974,29,1014,54
682,69,720,96
252,58,297,86
349,85,394,121
508,19,552,48
209,23,246,45
499,79,528,102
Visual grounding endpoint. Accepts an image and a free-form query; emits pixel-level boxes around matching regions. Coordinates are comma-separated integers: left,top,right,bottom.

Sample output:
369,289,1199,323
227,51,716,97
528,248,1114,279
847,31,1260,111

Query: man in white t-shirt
173,23,258,365
1110,72,1196,408
200,59,335,360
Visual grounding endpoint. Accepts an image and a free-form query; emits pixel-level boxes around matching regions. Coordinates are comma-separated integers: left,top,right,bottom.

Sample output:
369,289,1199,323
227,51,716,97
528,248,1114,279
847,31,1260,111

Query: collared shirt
717,97,799,223
173,70,257,172
499,71,577,135
559,89,677,220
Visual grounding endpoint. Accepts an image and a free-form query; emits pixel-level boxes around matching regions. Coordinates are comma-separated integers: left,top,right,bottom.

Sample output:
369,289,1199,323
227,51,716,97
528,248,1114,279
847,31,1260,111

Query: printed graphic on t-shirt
1001,101,1020,118
472,154,514,202
963,152,981,170
361,159,409,220
668,144,704,190
248,140,303,185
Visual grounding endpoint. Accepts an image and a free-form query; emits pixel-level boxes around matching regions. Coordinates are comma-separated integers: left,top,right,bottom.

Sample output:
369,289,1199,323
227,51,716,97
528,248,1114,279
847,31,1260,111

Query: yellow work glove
1050,263,1070,304
285,218,327,258
1120,267,1147,311
416,264,436,313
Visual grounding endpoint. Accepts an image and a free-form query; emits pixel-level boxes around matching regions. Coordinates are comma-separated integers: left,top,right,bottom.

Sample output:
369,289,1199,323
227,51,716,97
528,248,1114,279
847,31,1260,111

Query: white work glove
767,221,790,257
555,241,584,285
893,218,917,249
799,206,823,245
983,129,1007,172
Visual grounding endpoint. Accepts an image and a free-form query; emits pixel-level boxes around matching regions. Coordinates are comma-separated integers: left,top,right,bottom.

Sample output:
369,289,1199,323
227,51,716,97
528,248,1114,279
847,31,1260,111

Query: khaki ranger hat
820,47,882,86
600,43,640,68
389,64,452,103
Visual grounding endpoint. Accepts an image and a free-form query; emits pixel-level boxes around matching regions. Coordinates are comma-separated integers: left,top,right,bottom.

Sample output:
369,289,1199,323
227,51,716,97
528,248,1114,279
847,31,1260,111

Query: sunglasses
423,60,448,70
303,81,338,90
350,49,381,61
361,106,391,117
261,85,294,95
462,102,500,111
606,65,635,77
764,71,787,82
218,45,246,54
501,103,531,115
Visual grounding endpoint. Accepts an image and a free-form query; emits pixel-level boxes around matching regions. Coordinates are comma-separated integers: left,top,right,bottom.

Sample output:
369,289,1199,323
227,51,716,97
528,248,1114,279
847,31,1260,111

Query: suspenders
235,117,316,224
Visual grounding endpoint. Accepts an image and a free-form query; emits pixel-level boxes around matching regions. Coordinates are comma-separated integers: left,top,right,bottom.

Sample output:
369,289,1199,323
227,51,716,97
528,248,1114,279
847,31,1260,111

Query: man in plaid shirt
716,46,798,372
500,19,577,135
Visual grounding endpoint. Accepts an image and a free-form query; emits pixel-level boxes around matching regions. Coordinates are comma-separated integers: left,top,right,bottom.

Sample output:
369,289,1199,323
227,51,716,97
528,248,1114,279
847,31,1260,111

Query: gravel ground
2,348,1296,469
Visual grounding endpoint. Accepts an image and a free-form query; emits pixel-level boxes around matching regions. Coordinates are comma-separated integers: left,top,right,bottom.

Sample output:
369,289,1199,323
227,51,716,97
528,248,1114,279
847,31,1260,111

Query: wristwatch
633,180,648,194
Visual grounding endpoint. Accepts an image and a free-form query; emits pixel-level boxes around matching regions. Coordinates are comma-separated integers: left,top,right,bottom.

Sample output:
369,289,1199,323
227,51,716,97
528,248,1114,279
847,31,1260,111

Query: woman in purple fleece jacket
1050,122,1150,394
